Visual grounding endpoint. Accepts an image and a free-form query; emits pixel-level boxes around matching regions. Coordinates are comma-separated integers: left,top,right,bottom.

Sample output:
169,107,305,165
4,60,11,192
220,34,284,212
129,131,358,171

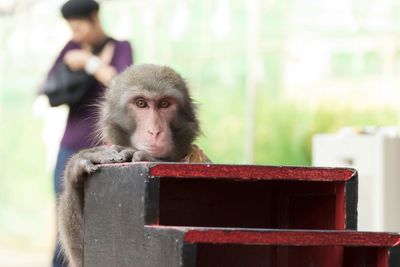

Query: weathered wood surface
152,164,358,230
83,163,399,267
84,164,189,267
149,163,357,181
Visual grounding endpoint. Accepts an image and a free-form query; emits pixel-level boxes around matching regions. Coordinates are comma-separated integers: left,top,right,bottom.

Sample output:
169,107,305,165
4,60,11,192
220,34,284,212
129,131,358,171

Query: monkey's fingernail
111,157,123,162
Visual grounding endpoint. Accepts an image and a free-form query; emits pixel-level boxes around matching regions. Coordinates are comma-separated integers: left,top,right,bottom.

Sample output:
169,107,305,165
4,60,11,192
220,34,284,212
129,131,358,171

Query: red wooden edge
184,229,400,247
148,164,357,182
146,226,400,247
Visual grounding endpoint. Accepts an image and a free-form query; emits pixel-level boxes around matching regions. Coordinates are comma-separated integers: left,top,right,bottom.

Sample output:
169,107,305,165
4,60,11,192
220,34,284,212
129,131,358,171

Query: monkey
57,64,208,267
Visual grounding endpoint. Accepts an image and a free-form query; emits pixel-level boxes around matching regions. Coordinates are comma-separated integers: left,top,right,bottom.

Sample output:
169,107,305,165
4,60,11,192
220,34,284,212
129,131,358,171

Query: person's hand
63,49,92,71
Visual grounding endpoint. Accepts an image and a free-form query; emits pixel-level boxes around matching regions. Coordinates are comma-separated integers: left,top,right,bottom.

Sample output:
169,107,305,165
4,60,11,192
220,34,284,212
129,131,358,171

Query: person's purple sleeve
40,41,79,94
47,41,80,77
112,41,133,73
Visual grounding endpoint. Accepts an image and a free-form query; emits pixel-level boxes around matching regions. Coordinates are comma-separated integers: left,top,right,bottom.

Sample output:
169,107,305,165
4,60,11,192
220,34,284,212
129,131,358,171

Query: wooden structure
84,163,400,266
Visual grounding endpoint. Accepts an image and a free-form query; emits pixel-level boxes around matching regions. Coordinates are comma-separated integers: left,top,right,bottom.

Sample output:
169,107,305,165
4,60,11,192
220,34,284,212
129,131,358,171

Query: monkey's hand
116,147,157,162
64,145,142,186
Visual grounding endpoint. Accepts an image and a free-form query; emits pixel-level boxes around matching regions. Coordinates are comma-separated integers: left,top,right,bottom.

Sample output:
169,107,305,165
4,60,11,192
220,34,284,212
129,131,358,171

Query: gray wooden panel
84,164,187,267
345,174,358,230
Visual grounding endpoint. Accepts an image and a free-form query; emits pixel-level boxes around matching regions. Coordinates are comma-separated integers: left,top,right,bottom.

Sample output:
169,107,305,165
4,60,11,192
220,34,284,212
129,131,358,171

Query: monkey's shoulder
182,144,210,163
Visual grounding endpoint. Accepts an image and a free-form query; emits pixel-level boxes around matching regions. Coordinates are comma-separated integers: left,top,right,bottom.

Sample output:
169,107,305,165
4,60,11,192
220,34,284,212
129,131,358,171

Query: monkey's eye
159,100,170,108
135,99,147,108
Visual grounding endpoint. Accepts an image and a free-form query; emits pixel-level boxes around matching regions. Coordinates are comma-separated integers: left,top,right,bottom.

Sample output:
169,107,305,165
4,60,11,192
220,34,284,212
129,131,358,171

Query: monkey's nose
147,130,161,137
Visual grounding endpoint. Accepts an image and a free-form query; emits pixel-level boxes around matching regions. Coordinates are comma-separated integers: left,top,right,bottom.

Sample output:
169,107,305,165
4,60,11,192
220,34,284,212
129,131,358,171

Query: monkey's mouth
142,144,172,158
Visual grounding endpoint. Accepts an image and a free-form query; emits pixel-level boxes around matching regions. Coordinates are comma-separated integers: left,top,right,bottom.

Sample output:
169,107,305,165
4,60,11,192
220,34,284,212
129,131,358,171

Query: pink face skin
129,93,180,158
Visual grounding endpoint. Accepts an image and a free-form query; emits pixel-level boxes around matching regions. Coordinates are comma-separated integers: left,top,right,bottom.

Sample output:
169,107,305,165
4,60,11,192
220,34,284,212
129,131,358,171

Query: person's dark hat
61,0,99,19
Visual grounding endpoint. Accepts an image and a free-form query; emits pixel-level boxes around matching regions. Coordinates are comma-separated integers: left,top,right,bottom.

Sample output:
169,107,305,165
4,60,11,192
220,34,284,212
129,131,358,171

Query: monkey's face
100,64,200,161
128,90,180,158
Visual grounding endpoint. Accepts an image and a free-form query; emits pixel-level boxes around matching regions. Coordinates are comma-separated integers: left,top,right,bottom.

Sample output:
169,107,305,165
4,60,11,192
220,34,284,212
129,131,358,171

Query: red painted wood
149,163,356,181
147,226,398,267
195,244,276,267
284,246,343,267
377,248,389,267
181,228,400,247
342,247,388,267
336,182,346,230
194,245,387,267
157,179,342,230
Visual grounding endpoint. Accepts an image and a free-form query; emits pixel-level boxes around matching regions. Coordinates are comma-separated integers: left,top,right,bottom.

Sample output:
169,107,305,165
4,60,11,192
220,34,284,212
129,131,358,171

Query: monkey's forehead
117,64,185,87
117,86,185,102
107,64,192,106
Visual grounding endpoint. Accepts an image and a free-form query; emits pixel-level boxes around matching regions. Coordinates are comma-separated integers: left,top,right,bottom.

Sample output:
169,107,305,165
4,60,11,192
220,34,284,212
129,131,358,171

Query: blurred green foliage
0,74,53,247
254,96,400,165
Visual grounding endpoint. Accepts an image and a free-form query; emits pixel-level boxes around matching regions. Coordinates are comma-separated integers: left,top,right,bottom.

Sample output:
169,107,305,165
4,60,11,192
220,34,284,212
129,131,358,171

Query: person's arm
92,41,133,85
63,41,133,86
63,48,114,86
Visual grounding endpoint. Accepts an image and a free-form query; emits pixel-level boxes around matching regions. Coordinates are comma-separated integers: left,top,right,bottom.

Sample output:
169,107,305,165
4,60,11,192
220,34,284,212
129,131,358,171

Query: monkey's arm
58,181,84,267
57,145,152,267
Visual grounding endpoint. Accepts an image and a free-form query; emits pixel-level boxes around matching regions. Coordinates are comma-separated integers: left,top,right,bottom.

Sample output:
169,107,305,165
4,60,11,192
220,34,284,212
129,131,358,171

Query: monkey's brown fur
58,64,203,267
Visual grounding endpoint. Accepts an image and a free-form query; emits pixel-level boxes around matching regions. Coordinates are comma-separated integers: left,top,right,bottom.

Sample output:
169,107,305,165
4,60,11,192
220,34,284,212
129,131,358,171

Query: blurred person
42,0,133,266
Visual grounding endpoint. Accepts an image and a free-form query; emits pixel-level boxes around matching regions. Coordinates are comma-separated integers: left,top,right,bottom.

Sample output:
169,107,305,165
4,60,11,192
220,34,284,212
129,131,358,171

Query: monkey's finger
69,159,98,184
79,159,98,174
119,148,137,161
85,162,98,174
95,150,127,164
